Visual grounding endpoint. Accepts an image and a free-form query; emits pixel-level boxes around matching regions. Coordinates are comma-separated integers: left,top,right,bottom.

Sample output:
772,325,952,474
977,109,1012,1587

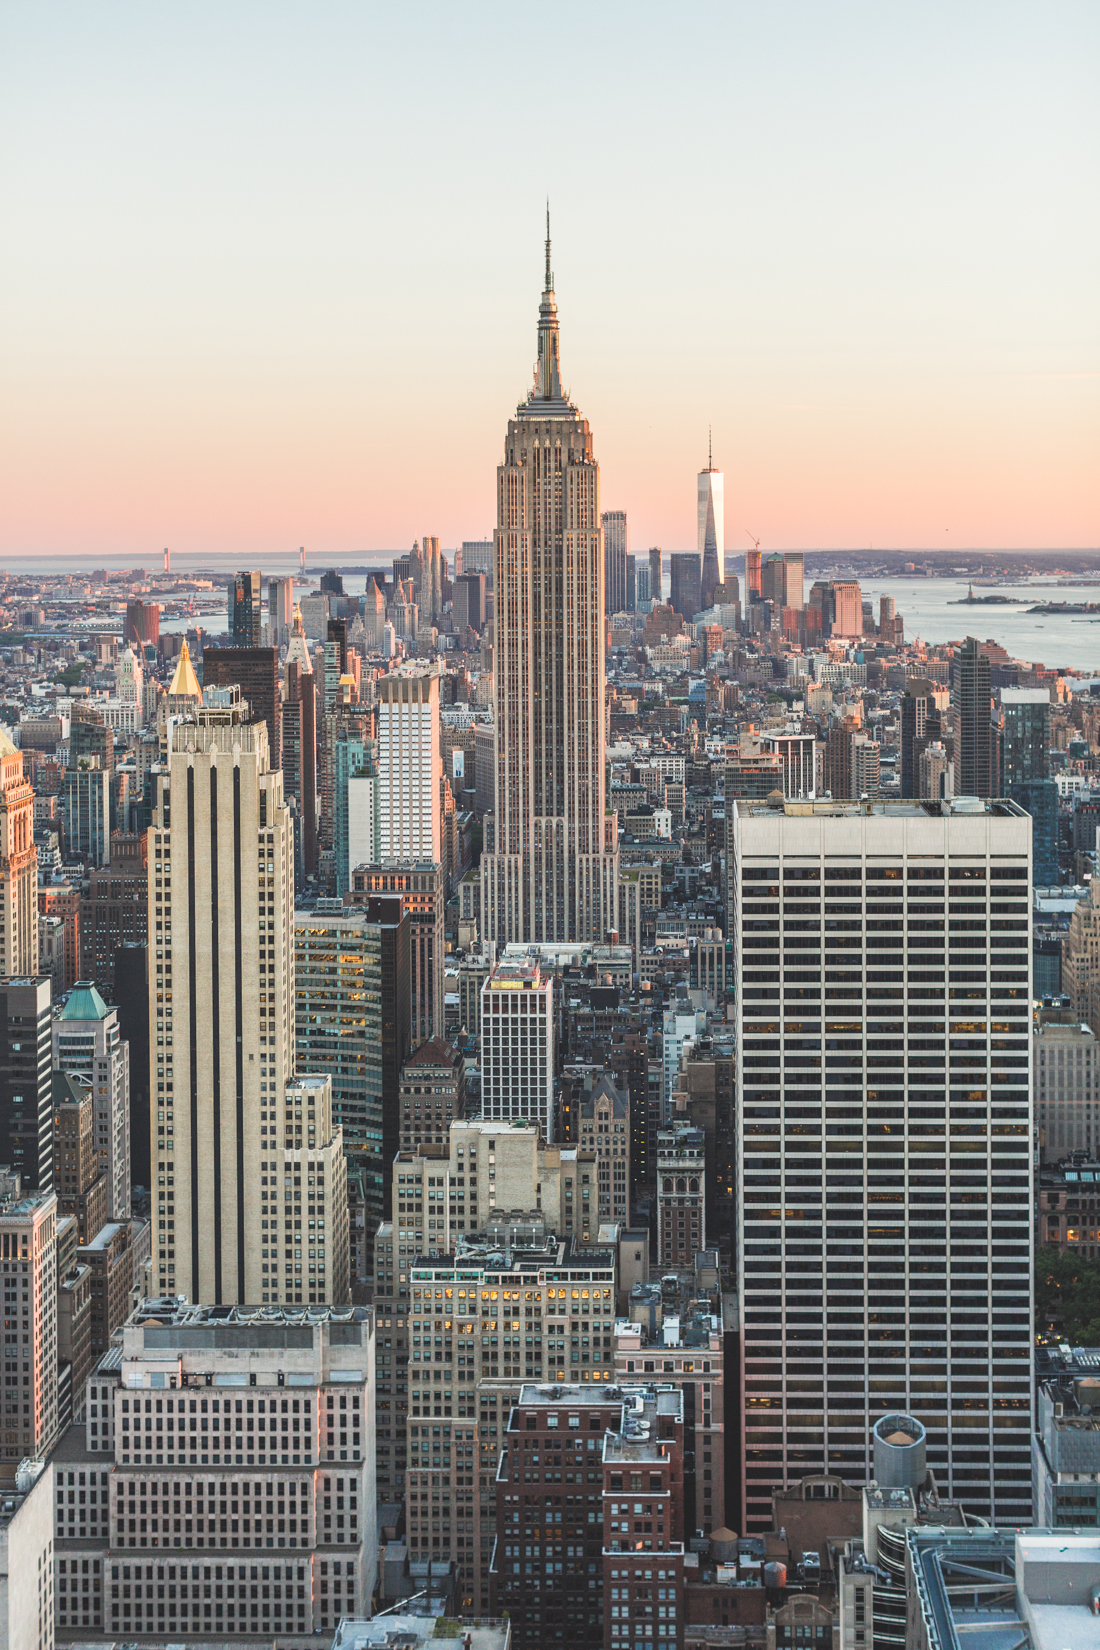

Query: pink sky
2,3,1097,558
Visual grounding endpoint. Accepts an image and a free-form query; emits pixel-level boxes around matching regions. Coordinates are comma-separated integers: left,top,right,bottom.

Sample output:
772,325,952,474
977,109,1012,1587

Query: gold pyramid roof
167,639,202,700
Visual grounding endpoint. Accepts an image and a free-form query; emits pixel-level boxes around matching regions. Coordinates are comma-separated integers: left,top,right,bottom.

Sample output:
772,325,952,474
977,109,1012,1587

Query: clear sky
1,1,1096,560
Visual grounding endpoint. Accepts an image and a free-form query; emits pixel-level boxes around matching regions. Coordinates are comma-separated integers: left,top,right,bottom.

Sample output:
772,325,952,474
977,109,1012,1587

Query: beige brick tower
148,703,297,1305
0,730,38,975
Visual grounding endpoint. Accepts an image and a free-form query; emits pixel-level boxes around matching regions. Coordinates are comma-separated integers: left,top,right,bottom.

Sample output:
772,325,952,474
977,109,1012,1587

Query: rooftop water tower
872,1412,927,1490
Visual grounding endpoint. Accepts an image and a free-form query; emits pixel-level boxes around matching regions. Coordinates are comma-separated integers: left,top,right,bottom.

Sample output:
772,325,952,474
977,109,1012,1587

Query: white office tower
261,1075,349,1307
0,1457,53,1648
698,433,724,609
148,704,295,1305
57,1299,375,1641
480,957,554,1139
53,982,131,1219
481,219,619,945
374,672,442,863
732,796,1033,1531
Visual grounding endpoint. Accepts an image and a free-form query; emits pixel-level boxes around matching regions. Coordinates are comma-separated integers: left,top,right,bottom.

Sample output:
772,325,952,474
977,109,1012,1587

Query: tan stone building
0,1186,59,1462
389,1118,590,1267
264,1075,350,1307
1065,878,1100,1038
577,1072,630,1226
0,728,38,975
398,1038,465,1152
398,1236,617,1613
481,222,619,945
147,704,296,1305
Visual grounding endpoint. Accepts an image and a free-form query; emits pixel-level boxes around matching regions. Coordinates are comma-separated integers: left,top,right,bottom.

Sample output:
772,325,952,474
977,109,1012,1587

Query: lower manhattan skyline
1,6,1100,1650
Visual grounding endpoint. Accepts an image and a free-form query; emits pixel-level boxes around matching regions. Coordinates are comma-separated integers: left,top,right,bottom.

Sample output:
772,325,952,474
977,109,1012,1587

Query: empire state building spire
531,205,566,406
482,222,620,949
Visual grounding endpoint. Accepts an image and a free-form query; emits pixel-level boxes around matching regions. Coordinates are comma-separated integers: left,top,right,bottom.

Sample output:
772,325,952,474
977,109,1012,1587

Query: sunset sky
1,1,1097,559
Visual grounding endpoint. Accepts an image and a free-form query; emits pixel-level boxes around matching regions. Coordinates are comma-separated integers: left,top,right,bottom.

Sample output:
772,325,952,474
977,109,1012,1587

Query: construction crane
744,531,761,552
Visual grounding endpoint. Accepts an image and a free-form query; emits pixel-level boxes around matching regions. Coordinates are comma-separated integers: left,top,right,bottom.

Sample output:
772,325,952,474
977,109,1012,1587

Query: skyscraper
481,219,619,945
953,637,993,798
452,571,487,636
350,861,445,1045
267,574,293,649
201,646,282,771
782,550,805,612
147,702,295,1304
282,605,317,884
698,434,724,609
410,536,443,621
760,552,785,607
831,580,863,637
53,981,131,1221
375,672,442,863
669,551,702,619
1001,687,1057,884
732,795,1033,1530
0,731,38,976
228,570,263,647
602,509,628,614
0,1186,58,1463
124,597,160,648
0,977,53,1191
745,546,762,602
649,545,663,604
901,679,944,799
480,956,554,1139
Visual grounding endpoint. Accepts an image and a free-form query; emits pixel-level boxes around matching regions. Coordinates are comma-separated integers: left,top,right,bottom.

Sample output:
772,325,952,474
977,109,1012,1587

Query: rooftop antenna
708,425,713,470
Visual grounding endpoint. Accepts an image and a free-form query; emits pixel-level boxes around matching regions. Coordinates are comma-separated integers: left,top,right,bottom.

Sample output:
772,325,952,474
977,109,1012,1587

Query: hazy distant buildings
452,571,487,636
953,637,993,798
480,222,619,946
228,569,263,647
123,597,159,648
831,579,863,636
459,539,493,578
1001,686,1057,883
745,545,762,602
669,552,702,619
267,574,294,649
649,546,663,604
603,509,628,614
901,679,945,798
698,438,724,610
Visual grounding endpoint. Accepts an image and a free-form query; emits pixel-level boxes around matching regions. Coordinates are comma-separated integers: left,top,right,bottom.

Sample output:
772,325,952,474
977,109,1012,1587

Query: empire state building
481,221,619,945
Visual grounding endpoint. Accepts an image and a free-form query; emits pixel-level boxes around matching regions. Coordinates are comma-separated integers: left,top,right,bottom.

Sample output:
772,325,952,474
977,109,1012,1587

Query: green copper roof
61,982,110,1021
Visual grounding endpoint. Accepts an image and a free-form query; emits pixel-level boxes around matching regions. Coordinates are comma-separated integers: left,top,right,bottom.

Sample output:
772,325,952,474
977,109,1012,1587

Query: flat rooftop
332,1618,510,1650
734,796,1028,819
127,1298,367,1328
